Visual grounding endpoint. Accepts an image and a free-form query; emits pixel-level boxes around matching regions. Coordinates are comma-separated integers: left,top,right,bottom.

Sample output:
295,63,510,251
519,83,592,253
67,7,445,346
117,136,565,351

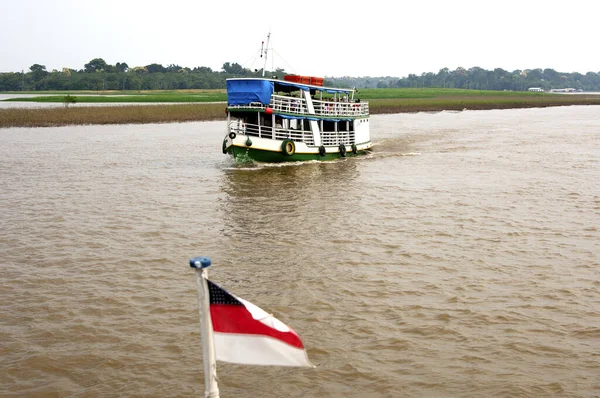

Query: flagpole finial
190,256,212,269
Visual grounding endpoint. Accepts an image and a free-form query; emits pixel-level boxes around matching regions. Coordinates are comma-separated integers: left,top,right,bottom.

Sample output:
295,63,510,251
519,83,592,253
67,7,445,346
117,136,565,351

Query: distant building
550,88,577,93
528,87,544,92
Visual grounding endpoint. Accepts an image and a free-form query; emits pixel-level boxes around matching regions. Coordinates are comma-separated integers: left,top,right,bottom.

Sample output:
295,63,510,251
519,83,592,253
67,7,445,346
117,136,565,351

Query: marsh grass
356,87,555,99
7,91,227,103
2,89,600,128
367,94,600,113
0,103,226,127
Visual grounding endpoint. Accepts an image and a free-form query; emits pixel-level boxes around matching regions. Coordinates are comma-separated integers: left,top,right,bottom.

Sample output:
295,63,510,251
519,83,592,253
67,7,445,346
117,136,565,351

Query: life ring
222,138,228,154
318,145,326,157
339,144,347,157
281,139,295,156
351,144,358,154
228,132,236,139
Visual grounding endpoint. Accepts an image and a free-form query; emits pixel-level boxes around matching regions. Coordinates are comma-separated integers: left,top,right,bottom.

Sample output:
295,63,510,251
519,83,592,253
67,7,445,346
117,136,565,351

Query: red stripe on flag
210,304,304,349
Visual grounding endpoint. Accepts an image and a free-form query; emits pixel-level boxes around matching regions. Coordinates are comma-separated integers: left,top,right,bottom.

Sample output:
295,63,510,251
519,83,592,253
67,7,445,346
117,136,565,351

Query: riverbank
2,92,600,128
0,103,226,128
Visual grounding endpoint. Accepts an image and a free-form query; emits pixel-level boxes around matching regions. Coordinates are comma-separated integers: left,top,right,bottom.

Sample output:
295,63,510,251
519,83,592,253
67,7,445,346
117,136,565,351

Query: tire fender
282,139,295,156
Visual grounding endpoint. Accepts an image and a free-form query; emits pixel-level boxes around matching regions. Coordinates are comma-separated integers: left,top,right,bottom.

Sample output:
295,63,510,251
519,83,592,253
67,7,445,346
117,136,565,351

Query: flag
207,279,313,367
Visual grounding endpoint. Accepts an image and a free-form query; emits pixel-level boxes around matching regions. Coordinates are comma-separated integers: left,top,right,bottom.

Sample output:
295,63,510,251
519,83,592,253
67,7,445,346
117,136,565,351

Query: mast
190,257,220,398
260,32,271,77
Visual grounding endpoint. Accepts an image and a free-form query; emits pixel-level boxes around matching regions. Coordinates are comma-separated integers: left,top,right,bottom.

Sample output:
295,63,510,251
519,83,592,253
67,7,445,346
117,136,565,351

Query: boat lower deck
224,134,372,163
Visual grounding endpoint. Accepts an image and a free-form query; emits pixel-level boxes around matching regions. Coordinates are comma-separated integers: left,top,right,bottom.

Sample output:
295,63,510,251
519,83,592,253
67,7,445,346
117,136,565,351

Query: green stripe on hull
227,145,370,163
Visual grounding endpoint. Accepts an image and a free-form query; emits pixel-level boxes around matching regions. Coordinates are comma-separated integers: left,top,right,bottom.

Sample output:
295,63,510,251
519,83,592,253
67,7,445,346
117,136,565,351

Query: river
1,106,599,397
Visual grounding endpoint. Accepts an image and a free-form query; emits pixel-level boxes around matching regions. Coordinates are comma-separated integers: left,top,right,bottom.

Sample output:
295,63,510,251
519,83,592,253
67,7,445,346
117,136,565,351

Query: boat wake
223,158,322,171
222,150,419,171
366,139,421,160
221,138,419,171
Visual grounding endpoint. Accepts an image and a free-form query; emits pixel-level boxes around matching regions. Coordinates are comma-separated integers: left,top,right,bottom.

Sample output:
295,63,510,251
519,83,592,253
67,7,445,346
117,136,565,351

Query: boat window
338,120,349,132
260,114,272,127
244,113,259,126
322,120,336,132
302,119,311,131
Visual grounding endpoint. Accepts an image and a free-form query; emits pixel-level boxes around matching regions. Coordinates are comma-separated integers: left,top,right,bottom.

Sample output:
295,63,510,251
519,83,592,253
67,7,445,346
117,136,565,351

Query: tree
84,58,107,73
28,64,48,87
437,67,449,87
62,95,77,107
166,64,182,72
193,66,213,73
29,64,47,73
0,72,23,91
222,62,245,75
146,63,166,73
115,62,129,73
527,68,543,80
131,66,148,74
469,67,487,89
6,58,600,93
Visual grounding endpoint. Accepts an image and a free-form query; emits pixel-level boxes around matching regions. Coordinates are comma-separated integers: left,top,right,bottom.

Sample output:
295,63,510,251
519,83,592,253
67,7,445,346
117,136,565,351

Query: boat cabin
226,77,369,148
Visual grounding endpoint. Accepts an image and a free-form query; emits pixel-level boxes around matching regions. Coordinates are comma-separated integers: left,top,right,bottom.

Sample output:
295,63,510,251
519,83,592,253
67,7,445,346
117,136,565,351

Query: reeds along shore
1,96,600,128
0,103,227,128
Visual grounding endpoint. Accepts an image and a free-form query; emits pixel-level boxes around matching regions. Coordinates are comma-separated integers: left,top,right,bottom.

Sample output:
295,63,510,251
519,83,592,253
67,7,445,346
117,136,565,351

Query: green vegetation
2,58,600,92
1,88,599,128
368,95,600,114
62,95,77,107
356,87,550,99
0,103,226,128
356,88,600,113
5,91,227,103
4,58,598,128
335,68,600,92
1,87,568,104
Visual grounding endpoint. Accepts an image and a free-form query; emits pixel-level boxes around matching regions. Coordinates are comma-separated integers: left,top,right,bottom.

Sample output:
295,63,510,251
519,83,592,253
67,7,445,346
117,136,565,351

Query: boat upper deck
226,78,369,118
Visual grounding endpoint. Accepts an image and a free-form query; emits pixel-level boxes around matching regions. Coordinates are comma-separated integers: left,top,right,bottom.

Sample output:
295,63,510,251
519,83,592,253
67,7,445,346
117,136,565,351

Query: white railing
271,95,307,114
228,102,266,111
274,129,314,145
229,119,358,146
228,95,369,118
313,100,368,117
321,131,355,146
228,122,315,145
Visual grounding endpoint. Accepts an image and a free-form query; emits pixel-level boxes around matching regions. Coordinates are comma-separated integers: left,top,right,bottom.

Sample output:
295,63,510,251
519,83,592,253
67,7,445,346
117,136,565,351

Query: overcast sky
1,0,598,77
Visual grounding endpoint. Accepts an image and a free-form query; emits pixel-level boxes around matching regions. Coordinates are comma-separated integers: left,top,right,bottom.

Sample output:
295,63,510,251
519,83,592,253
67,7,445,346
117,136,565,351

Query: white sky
1,0,598,77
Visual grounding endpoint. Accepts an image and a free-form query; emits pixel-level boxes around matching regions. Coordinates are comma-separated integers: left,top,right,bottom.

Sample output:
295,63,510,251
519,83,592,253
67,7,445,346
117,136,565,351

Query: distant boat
549,88,578,93
222,75,372,162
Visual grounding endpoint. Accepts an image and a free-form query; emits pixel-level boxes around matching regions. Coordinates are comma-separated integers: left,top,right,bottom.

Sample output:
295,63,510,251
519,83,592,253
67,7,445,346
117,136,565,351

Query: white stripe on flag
214,333,314,367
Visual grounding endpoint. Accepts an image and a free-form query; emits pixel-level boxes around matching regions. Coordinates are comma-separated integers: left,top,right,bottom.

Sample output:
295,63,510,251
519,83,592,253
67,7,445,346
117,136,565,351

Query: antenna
261,32,271,77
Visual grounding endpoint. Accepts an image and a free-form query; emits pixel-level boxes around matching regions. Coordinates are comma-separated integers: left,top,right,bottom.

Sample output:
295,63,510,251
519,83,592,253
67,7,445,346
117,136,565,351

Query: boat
221,34,372,163
222,75,372,162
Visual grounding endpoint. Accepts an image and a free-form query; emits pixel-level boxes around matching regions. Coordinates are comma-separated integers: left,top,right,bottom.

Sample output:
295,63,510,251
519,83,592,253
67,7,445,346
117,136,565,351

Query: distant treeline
1,58,599,92
333,67,600,92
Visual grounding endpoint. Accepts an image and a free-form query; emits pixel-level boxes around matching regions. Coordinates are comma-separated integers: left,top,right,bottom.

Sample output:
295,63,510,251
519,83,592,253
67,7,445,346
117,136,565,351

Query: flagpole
190,256,220,398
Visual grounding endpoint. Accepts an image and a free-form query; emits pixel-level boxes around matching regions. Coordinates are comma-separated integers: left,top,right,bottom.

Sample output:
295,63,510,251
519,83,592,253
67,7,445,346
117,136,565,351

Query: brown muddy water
1,106,599,397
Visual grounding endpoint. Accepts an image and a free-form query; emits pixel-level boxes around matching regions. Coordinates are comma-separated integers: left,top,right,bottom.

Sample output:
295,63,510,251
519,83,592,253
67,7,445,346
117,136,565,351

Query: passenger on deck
291,98,300,112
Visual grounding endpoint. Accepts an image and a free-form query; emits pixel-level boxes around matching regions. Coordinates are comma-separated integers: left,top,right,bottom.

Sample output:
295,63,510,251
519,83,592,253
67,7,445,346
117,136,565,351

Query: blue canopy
279,114,306,120
227,80,274,105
